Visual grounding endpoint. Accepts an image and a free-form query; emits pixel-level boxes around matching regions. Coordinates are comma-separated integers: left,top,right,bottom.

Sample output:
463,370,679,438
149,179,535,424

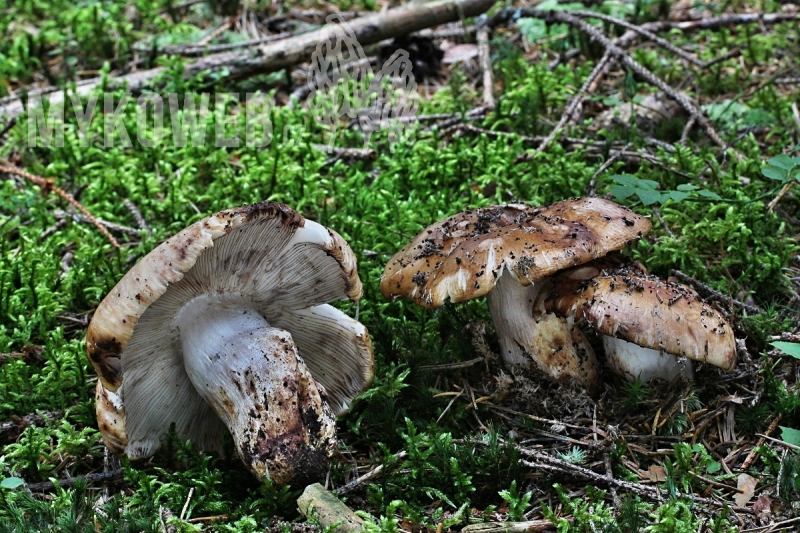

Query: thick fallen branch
0,0,496,119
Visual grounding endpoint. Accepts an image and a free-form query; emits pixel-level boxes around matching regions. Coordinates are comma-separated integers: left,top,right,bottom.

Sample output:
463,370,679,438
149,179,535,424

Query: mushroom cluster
380,197,736,387
87,201,374,486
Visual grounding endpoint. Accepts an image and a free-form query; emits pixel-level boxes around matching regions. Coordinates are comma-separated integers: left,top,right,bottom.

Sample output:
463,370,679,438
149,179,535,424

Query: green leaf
770,341,800,359
761,166,787,181
706,461,721,474
779,426,800,447
636,188,663,206
0,477,25,489
697,190,722,200
676,184,699,191
767,154,796,170
611,184,636,200
609,174,640,187
667,190,691,203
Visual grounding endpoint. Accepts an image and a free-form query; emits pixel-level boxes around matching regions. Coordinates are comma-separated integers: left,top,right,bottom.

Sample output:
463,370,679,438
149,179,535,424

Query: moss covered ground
1,0,799,531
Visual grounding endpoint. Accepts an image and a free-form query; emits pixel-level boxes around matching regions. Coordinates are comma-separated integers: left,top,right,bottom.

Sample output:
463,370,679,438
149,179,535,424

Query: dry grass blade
0,159,120,248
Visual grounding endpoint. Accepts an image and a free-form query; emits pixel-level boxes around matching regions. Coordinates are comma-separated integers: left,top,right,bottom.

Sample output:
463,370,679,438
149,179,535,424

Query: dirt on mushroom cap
380,197,652,308
537,257,737,371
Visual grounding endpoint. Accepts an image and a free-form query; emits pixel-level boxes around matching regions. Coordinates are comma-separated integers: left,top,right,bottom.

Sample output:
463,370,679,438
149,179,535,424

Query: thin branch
571,10,704,67
585,142,631,196
25,470,124,493
337,451,408,494
0,160,120,248
477,17,495,110
0,0,497,119
672,270,761,314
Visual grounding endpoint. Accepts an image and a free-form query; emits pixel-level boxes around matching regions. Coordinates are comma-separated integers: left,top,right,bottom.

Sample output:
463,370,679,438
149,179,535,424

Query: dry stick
741,414,782,470
652,207,676,239
585,142,631,196
123,199,151,234
477,18,495,110
535,10,732,154
518,452,754,516
337,451,408,493
533,51,612,153
672,270,761,315
0,160,120,248
571,10,704,67
0,0,497,119
24,470,124,493
767,180,794,212
55,210,142,238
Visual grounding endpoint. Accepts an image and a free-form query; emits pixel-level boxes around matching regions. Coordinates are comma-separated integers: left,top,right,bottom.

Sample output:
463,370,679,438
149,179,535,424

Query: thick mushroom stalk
487,271,601,391
176,296,335,486
603,337,694,382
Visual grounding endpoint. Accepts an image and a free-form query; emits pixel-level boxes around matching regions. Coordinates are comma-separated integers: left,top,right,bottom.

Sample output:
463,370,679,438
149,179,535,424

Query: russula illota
87,201,374,486
380,197,652,391
535,255,736,382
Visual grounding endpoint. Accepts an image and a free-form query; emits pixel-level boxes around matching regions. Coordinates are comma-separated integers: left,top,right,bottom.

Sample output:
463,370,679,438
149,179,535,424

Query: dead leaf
734,473,757,507
646,465,666,482
752,494,772,520
442,44,478,64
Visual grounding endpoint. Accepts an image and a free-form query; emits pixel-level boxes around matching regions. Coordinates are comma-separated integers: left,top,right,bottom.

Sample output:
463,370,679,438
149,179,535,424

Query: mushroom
380,197,652,390
86,201,373,486
535,254,736,382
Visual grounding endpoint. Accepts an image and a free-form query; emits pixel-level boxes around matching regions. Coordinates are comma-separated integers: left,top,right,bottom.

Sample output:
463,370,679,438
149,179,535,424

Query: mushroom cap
87,201,374,458
536,257,736,371
380,197,652,308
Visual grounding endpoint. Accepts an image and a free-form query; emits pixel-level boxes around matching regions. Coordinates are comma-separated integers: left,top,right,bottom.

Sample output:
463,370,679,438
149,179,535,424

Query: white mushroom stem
603,336,694,383
175,296,335,485
486,271,601,392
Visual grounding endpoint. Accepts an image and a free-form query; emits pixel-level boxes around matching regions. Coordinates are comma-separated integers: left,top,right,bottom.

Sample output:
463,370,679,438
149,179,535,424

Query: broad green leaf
667,190,691,203
610,174,640,187
697,190,722,200
611,184,636,200
638,178,660,190
637,188,663,206
676,184,699,191
768,154,796,170
706,461,721,474
761,166,787,181
0,477,25,489
770,341,800,359
779,426,800,447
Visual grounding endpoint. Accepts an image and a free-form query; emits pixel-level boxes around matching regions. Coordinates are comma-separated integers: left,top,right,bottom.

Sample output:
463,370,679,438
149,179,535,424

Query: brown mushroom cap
87,201,373,463
536,257,736,371
380,197,652,308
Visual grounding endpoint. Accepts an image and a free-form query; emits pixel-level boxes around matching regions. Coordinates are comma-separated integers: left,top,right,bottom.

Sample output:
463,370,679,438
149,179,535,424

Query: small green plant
498,480,532,521
609,174,721,206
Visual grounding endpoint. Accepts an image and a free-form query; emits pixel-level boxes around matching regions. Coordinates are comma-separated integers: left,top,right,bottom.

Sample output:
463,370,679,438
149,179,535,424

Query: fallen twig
672,270,761,315
25,470,124,493
477,17,495,110
0,0,496,119
0,160,120,248
337,451,408,493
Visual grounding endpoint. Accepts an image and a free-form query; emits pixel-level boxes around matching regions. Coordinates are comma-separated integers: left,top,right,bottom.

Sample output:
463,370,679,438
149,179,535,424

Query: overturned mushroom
87,201,373,486
535,255,736,382
380,197,652,390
